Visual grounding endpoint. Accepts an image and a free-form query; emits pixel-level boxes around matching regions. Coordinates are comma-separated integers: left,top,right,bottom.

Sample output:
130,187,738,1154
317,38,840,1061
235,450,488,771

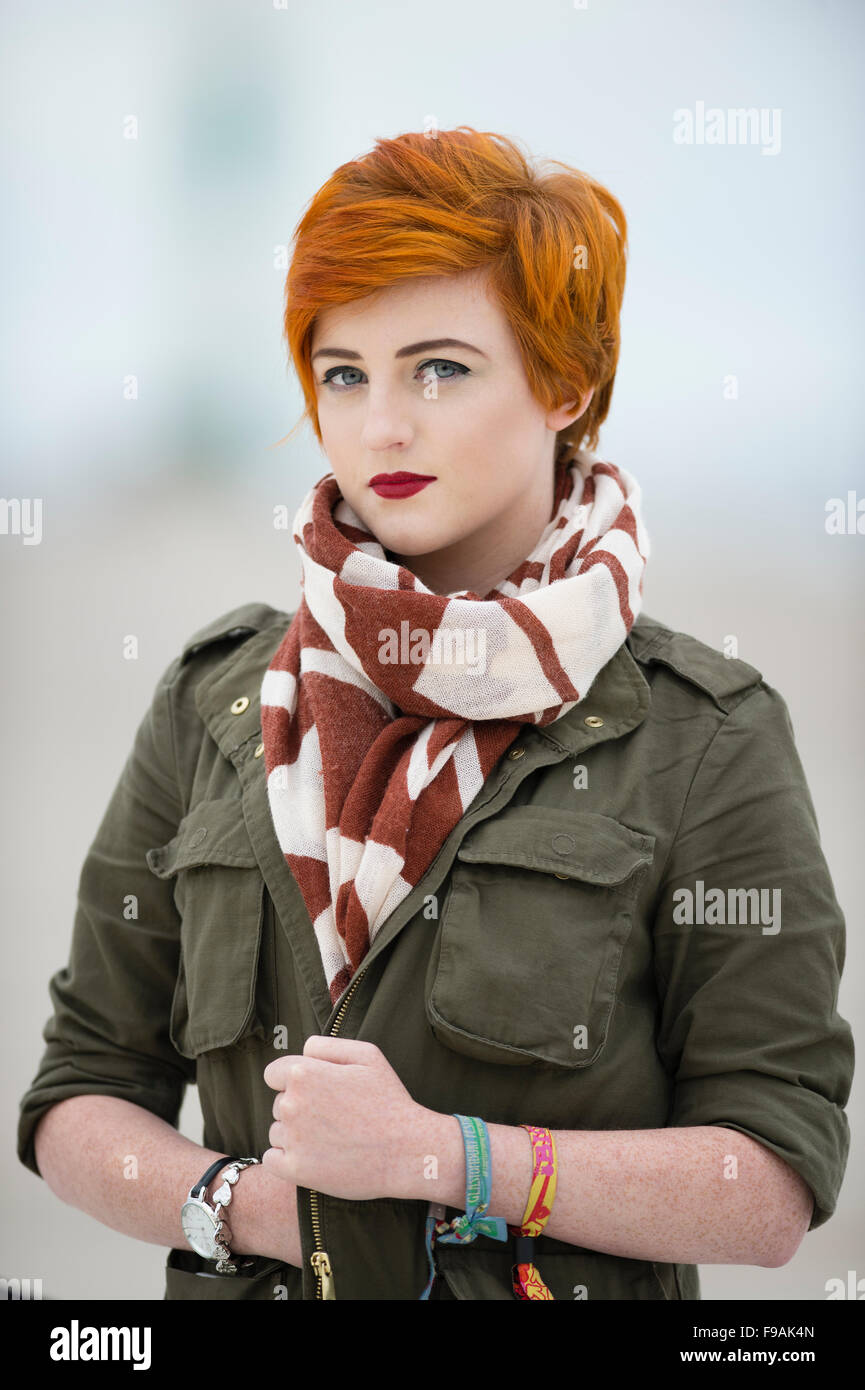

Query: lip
369,472,436,498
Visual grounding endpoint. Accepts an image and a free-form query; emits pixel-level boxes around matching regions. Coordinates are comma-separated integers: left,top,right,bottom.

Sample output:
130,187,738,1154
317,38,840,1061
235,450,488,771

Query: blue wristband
419,1114,508,1300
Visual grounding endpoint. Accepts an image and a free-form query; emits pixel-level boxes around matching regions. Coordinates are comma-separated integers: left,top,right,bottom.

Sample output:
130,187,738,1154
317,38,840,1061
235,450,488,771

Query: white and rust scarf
260,450,650,1005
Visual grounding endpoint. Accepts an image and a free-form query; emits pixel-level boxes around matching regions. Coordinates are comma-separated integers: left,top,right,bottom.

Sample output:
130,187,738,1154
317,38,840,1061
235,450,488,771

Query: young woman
19,127,853,1301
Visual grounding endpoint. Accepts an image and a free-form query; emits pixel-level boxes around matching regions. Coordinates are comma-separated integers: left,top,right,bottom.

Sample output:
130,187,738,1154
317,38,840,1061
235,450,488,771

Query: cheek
455,380,541,453
316,404,343,454
316,415,355,482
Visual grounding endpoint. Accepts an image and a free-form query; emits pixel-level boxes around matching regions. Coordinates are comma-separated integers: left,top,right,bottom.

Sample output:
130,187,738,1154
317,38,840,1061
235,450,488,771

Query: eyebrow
310,337,489,363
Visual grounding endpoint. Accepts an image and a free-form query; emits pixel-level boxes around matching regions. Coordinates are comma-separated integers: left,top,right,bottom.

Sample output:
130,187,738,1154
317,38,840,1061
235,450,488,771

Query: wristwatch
181,1155,261,1274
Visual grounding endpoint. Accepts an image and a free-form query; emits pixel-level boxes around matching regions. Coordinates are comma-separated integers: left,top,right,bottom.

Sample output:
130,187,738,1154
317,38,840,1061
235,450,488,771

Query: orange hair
280,126,628,461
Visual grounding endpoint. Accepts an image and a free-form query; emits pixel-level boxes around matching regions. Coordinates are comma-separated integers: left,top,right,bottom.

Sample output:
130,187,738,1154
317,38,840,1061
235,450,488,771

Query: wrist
222,1161,301,1267
403,1114,536,1227
397,1107,467,1207
486,1122,537,1228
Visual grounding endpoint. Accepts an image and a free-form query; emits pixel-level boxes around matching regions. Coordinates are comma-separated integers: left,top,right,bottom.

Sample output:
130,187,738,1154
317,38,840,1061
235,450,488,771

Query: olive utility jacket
17,603,854,1300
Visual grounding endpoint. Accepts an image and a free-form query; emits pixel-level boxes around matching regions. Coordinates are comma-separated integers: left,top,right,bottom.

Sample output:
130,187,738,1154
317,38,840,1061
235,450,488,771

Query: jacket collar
532,634,651,755
194,621,652,764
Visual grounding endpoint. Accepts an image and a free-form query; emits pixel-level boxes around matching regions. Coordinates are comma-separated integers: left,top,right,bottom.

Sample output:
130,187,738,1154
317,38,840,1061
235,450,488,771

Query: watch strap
189,1155,235,1201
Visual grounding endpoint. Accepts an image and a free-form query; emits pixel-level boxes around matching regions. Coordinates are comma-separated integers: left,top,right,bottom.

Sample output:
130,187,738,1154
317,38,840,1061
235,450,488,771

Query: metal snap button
230,696,250,715
584,715,604,728
553,872,569,880
188,827,207,847
507,747,525,760
253,742,264,758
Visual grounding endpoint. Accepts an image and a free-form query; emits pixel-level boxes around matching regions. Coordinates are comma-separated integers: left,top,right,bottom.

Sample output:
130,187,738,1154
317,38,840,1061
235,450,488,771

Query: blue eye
319,358,470,391
321,365,365,390
417,359,469,382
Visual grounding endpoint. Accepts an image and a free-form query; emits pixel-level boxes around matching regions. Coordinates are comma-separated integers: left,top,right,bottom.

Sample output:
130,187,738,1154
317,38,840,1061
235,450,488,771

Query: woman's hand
262,1035,432,1201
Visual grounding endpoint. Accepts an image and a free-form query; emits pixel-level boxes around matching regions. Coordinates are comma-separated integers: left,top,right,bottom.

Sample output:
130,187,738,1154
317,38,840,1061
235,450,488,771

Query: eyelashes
319,358,471,391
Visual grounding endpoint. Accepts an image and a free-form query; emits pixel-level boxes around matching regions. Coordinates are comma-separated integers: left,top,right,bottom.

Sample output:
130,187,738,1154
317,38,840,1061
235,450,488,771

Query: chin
390,526,463,560
360,507,457,554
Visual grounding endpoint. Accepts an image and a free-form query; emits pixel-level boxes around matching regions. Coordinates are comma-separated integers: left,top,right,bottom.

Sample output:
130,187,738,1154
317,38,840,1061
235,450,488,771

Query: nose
359,386,415,451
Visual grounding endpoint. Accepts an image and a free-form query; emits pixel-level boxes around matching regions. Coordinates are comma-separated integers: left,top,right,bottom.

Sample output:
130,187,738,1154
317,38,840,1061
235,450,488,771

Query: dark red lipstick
368,471,436,499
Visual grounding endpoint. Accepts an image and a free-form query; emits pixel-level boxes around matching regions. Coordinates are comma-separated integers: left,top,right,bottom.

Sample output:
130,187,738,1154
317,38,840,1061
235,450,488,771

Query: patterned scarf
260,449,650,1005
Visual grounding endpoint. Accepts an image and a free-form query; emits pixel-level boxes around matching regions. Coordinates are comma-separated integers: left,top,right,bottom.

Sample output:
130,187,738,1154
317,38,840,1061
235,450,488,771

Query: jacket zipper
308,965,367,1299
303,752,545,1297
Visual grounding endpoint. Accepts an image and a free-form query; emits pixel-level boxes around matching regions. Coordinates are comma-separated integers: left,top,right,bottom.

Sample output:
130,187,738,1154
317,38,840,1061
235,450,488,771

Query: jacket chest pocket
146,797,272,1059
425,805,655,1069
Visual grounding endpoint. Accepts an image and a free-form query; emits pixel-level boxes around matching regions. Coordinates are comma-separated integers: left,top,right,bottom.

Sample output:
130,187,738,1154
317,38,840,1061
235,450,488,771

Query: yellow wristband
508,1124,558,1300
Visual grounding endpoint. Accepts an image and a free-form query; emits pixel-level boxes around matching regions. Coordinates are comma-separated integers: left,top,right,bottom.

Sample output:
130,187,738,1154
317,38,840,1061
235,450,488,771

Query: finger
262,1055,304,1089
271,1075,304,1121
301,1035,382,1064
261,1146,290,1180
268,1118,292,1151
272,1055,365,1084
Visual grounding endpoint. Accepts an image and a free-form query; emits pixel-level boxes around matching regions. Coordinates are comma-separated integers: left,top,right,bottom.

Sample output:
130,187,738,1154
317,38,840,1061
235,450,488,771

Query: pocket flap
455,805,654,886
144,796,270,1057
146,798,259,877
428,806,656,1068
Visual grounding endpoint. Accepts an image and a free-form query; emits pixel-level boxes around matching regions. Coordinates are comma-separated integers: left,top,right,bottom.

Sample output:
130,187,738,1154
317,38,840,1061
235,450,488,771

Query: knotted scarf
260,449,649,1006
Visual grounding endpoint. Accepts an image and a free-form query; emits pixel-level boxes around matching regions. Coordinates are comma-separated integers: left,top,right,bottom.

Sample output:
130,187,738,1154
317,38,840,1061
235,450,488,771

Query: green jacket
17,602,854,1300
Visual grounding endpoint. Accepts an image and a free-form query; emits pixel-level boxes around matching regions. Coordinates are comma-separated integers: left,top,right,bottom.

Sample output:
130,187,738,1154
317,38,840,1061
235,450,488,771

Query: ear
548,384,595,431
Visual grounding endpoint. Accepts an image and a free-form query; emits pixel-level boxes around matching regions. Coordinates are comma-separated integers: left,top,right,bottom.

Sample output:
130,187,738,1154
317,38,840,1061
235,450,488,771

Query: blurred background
2,0,862,1300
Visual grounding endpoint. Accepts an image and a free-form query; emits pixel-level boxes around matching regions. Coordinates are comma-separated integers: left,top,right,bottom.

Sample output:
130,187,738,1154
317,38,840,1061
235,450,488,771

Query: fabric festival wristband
418,1114,508,1300
507,1123,559,1300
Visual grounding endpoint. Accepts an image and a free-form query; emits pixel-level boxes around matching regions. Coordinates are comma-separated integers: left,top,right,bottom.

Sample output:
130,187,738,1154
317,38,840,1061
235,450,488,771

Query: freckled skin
407,1113,814,1268
35,1095,304,1267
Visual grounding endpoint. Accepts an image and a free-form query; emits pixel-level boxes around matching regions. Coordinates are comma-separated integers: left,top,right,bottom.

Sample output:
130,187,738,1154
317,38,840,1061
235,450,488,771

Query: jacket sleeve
651,680,854,1231
17,655,197,1179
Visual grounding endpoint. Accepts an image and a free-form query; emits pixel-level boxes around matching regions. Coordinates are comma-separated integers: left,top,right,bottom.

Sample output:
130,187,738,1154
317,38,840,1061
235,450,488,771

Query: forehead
310,266,505,346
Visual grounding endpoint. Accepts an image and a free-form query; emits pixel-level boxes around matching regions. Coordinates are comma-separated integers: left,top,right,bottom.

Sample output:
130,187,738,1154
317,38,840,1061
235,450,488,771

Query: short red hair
281,126,628,460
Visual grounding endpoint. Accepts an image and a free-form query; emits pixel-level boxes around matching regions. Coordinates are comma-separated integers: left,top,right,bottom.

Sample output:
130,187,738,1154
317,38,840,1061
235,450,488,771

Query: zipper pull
310,1250,335,1300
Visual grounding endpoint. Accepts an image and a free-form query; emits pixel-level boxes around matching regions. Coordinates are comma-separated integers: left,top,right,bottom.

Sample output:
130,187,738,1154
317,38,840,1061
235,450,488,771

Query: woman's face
309,266,593,597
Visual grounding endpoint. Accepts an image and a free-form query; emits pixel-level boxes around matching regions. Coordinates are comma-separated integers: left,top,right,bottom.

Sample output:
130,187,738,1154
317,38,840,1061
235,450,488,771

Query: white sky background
3,0,862,504
2,0,863,1301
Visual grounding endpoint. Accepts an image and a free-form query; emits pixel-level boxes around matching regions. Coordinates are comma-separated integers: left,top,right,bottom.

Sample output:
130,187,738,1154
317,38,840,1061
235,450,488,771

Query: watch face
181,1200,218,1260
